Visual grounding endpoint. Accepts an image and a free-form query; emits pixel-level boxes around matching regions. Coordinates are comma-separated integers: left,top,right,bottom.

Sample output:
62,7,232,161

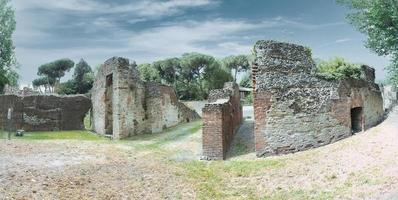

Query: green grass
125,120,202,151
181,159,286,199
0,130,103,140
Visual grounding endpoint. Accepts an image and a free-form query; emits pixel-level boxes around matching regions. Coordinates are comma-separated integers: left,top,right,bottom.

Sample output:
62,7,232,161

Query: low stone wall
202,82,243,160
0,94,91,131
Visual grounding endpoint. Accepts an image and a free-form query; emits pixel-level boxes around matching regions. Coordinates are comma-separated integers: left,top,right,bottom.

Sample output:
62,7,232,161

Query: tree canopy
34,58,75,93
138,63,161,83
58,59,94,95
136,53,233,100
222,55,250,82
338,0,398,85
0,0,18,92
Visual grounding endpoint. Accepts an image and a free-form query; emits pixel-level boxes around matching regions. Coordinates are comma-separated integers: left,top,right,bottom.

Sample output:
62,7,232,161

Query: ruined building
0,94,91,131
202,82,243,160
91,57,200,139
252,40,384,157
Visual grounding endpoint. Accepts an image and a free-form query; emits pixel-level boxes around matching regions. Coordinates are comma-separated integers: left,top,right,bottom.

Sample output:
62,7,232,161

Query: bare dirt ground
1,108,398,199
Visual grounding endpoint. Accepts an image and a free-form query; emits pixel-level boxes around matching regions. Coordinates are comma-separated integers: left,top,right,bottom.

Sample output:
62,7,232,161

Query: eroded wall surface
382,85,398,111
202,82,243,160
252,40,383,157
91,57,200,139
0,95,91,131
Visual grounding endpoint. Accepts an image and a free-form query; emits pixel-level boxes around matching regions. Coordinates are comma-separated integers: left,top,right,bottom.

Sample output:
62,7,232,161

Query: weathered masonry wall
252,40,384,157
382,85,397,112
202,82,243,160
0,95,91,131
91,57,200,139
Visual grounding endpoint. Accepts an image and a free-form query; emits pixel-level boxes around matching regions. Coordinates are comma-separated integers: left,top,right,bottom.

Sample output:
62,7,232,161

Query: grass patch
181,158,286,199
125,120,202,151
0,130,102,140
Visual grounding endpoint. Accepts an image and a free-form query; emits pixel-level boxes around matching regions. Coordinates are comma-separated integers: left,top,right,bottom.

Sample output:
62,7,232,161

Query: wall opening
105,74,113,135
351,107,363,133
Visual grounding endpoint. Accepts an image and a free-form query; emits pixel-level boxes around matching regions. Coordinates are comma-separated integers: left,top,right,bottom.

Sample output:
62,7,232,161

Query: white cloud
13,0,219,18
317,38,352,48
128,19,268,56
335,38,351,43
272,16,345,30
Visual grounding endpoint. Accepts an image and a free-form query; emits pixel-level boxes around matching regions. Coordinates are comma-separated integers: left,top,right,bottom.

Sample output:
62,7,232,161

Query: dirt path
0,108,397,199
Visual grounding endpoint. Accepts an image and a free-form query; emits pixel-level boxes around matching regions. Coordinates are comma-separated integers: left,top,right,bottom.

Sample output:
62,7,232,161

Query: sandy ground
0,107,398,199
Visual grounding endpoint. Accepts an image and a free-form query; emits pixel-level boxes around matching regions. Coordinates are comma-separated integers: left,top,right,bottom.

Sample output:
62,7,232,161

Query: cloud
272,16,345,30
128,18,260,56
13,0,219,19
317,38,352,48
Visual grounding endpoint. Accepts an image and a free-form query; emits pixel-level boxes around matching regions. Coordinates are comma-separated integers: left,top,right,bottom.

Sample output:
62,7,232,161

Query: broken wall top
252,40,380,92
253,40,315,75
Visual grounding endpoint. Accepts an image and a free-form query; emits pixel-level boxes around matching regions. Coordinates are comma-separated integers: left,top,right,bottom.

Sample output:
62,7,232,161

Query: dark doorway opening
351,107,363,133
105,74,113,135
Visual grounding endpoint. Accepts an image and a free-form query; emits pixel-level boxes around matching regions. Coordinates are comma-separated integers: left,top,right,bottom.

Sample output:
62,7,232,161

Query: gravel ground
0,107,398,199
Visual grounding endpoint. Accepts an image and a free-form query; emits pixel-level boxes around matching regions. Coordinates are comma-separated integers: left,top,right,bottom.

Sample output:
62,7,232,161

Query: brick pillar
202,104,225,160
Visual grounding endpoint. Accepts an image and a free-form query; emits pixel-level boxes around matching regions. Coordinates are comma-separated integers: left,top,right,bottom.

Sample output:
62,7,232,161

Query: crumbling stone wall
202,82,243,160
252,40,384,157
91,57,200,139
381,85,397,111
0,94,91,131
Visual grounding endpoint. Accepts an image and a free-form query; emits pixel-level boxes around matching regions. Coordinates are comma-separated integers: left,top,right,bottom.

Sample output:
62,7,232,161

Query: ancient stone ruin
0,94,91,131
381,85,397,112
202,82,243,160
252,40,384,157
91,57,200,139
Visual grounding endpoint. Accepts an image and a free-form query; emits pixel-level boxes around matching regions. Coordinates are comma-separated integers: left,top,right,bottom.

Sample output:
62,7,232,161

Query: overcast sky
12,0,391,86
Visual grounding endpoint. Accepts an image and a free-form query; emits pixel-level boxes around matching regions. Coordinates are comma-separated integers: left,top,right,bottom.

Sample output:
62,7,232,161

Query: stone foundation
91,57,200,139
252,40,384,157
0,94,91,131
202,82,243,160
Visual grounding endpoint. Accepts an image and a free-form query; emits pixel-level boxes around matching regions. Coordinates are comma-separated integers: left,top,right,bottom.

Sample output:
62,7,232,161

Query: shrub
316,57,361,80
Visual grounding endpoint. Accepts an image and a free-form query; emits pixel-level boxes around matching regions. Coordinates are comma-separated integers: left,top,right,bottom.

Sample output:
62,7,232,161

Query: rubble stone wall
91,57,200,139
0,94,91,131
202,82,243,160
252,40,384,157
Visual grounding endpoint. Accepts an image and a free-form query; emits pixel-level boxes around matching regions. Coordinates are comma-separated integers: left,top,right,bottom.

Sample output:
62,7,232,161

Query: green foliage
34,58,75,93
244,93,253,105
73,59,93,94
137,63,161,82
37,59,75,81
179,53,232,100
316,57,361,80
32,77,56,93
0,0,18,92
146,53,232,100
0,130,102,140
222,55,250,82
58,80,76,95
153,58,180,85
239,72,252,88
338,0,398,85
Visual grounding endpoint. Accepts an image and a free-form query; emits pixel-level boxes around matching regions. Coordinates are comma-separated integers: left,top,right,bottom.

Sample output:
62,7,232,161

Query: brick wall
202,82,242,160
91,57,200,139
